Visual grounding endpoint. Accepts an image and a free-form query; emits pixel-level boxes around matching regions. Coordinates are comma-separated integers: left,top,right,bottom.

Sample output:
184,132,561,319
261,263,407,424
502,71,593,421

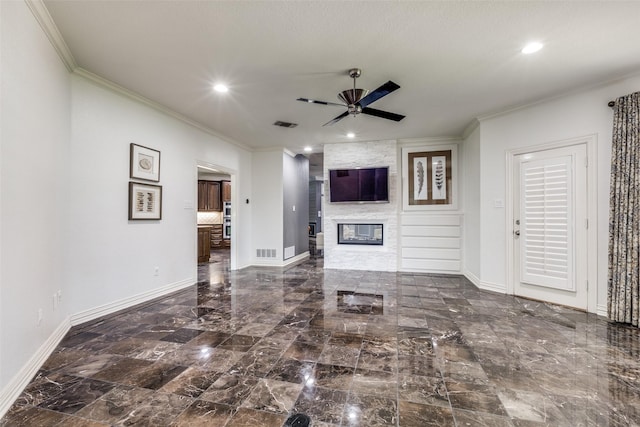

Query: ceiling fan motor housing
338,89,369,107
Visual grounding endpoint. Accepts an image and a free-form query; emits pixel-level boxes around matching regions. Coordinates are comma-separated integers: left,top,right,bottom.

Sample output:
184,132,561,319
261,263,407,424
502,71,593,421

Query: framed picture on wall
130,143,161,182
402,144,458,210
128,182,162,220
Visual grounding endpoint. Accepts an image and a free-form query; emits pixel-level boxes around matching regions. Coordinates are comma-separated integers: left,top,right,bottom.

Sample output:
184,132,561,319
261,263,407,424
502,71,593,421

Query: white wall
251,150,283,265
462,125,481,282
0,2,255,409
324,140,398,272
66,75,253,313
0,0,71,391
282,153,309,259
477,74,640,312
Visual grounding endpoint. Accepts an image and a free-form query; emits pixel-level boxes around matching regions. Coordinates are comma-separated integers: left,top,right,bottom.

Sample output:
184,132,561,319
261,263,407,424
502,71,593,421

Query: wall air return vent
256,249,277,258
273,121,298,128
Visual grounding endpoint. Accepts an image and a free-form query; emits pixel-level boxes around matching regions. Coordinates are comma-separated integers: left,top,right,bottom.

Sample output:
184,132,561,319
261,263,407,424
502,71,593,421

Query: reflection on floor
2,255,640,426
206,248,232,267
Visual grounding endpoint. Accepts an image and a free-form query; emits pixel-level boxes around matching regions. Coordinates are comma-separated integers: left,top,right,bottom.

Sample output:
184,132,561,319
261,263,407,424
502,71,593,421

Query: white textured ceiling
44,1,640,152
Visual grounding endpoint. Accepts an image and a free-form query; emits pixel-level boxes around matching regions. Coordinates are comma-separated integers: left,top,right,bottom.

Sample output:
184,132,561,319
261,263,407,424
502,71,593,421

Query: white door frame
196,160,238,271
505,135,598,313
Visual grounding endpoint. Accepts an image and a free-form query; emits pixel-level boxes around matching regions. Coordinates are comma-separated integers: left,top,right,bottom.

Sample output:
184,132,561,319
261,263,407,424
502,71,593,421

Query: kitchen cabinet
197,181,207,210
197,180,221,211
210,224,223,249
222,181,231,202
197,226,211,262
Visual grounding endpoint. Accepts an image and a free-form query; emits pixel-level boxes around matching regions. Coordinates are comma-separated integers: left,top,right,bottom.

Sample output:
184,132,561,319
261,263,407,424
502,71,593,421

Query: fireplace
337,223,383,245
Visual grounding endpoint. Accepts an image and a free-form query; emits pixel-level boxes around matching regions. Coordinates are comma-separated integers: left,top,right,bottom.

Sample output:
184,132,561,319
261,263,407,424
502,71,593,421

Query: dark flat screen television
329,167,389,203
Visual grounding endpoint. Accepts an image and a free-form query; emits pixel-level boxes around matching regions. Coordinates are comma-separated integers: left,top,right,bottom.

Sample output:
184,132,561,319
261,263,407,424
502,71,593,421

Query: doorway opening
196,161,237,271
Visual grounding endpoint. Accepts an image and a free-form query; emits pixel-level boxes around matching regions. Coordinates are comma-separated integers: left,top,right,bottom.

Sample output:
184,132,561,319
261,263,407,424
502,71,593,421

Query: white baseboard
70,278,194,326
0,317,71,418
283,251,309,267
463,271,508,295
478,280,507,294
463,270,481,288
0,278,196,419
324,265,398,272
597,304,608,318
397,268,462,275
251,260,284,267
252,252,310,268
235,262,253,271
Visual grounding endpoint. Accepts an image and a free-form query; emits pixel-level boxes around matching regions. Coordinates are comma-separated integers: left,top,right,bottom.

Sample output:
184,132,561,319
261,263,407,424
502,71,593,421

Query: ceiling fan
297,68,405,126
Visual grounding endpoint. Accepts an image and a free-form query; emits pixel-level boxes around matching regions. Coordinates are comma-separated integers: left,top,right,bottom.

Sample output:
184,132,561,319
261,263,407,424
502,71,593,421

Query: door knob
514,230,520,236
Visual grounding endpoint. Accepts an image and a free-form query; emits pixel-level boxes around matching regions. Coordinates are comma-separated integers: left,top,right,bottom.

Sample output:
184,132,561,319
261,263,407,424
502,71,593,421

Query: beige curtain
608,91,640,326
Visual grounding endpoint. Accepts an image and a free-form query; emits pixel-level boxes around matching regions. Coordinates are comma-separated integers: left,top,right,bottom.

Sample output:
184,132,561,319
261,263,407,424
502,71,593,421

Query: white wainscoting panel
400,214,462,273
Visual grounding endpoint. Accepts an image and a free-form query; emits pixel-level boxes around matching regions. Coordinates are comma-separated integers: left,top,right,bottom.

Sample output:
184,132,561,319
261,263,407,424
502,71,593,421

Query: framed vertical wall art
130,143,161,182
128,182,162,220
402,144,458,210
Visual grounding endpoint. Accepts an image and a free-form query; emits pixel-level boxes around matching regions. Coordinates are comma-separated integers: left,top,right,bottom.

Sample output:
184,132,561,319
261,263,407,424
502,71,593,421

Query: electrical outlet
154,266,159,276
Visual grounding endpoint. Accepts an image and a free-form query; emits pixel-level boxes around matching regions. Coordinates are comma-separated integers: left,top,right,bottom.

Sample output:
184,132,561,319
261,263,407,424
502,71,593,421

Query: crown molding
322,138,400,147
461,119,480,140
25,0,77,72
397,136,460,146
477,68,640,123
252,145,288,153
73,68,251,152
283,148,298,157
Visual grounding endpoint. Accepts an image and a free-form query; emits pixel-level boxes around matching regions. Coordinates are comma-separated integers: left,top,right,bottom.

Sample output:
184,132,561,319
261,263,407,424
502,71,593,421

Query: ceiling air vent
273,121,298,128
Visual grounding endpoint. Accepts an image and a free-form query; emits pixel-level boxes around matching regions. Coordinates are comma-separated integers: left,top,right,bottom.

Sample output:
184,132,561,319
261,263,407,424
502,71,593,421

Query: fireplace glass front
337,223,383,245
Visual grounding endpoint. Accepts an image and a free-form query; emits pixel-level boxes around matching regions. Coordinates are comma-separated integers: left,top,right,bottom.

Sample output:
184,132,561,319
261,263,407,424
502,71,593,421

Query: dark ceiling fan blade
323,111,350,126
361,107,405,122
357,81,400,109
297,97,345,107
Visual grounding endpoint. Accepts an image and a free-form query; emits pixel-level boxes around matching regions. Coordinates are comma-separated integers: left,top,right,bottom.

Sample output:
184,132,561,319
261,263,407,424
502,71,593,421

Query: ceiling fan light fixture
346,132,355,138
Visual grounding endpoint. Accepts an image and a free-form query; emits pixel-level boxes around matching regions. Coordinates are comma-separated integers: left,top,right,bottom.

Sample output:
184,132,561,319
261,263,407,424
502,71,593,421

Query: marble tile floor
2,253,640,426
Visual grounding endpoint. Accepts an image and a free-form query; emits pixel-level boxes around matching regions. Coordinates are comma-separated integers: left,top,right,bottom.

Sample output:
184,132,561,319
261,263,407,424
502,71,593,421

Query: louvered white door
513,144,587,309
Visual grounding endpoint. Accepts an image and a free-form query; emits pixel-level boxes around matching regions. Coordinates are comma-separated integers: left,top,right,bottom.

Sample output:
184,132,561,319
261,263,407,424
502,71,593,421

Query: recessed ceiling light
213,83,229,93
346,132,355,138
521,42,543,54
304,146,312,152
